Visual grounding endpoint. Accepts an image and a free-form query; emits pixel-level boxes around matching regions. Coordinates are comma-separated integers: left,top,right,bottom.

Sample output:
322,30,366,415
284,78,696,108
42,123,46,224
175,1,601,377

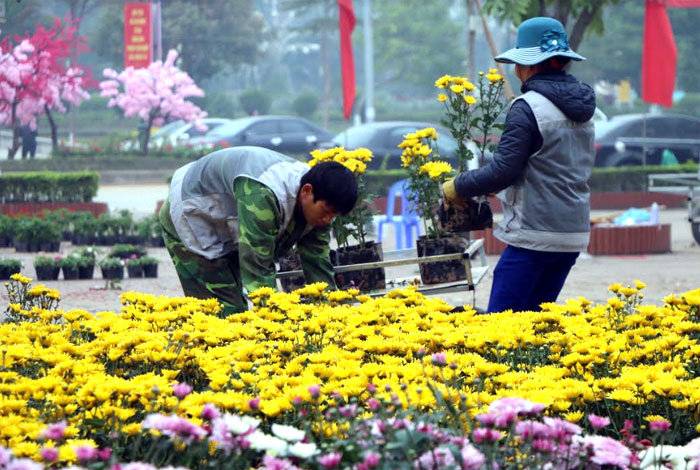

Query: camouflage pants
158,197,248,316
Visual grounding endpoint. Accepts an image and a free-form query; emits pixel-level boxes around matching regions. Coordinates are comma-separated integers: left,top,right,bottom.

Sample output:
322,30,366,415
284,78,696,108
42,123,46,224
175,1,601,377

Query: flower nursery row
0,210,164,253
0,245,160,281
1,274,700,469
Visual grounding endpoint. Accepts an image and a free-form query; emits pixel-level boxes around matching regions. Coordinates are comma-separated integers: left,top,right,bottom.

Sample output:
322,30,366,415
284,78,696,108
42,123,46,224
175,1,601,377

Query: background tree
0,16,89,159
99,49,207,155
372,0,466,92
481,0,624,51
91,0,265,85
280,0,337,127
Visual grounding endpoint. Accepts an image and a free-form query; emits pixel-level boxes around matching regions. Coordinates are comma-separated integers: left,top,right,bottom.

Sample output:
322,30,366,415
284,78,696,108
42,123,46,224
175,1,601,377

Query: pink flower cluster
99,50,207,132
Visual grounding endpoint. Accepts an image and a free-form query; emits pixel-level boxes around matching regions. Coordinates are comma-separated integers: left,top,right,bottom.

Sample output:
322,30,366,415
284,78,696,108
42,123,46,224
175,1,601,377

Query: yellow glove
441,178,459,203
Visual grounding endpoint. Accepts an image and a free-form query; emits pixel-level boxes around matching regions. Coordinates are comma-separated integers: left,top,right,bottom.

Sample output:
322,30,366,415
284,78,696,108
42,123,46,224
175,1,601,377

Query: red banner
124,2,152,68
666,0,700,7
642,0,677,107
338,0,356,120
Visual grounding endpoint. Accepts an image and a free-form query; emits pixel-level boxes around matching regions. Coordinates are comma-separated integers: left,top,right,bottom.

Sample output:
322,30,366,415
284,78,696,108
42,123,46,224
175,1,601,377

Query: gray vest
493,91,594,252
169,147,310,259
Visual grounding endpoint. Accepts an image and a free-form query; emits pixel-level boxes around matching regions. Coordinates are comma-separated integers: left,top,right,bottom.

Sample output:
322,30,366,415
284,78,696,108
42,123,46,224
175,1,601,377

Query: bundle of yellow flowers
435,70,506,171
2,273,700,462
399,127,453,238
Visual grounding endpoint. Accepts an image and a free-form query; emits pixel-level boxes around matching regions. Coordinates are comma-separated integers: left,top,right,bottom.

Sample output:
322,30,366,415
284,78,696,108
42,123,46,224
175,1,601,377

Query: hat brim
494,46,586,65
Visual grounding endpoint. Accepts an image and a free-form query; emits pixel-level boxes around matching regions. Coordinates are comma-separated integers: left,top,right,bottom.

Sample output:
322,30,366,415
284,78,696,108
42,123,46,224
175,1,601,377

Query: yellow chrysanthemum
419,161,453,179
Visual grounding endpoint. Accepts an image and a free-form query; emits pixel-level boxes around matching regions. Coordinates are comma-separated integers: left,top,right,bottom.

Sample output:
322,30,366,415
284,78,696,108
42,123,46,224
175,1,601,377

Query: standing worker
159,146,358,315
441,17,596,313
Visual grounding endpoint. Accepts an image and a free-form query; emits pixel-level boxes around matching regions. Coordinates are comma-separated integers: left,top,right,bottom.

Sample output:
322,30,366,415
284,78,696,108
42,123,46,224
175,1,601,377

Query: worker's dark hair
300,161,358,215
543,56,571,71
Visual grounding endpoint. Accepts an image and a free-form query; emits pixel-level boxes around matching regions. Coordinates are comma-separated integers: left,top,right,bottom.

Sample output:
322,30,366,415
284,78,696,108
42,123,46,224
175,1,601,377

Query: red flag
666,0,700,7
338,0,356,119
642,0,677,107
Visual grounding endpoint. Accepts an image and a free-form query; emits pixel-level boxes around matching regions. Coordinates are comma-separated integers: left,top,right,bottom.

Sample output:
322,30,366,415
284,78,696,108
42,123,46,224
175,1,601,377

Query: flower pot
332,241,386,292
278,252,305,293
0,266,8,280
143,264,158,278
127,265,144,278
416,235,469,285
0,236,10,248
62,266,79,280
40,241,61,252
149,236,165,247
78,264,95,280
35,265,60,281
101,266,124,280
13,241,29,252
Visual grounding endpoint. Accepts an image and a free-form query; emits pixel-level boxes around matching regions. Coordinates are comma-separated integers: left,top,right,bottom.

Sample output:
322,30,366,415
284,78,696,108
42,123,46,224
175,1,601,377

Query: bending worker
442,17,596,313
159,146,358,315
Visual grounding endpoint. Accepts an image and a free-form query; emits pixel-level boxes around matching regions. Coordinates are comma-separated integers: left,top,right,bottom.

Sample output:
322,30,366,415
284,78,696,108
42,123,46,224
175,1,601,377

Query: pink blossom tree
0,17,90,158
99,49,207,155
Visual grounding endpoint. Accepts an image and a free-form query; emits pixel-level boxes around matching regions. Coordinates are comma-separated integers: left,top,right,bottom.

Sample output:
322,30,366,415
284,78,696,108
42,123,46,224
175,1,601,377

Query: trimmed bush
0,171,99,203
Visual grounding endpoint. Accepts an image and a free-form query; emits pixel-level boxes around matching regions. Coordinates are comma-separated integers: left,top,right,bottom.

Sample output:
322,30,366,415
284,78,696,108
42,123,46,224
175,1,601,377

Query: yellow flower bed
2,276,700,457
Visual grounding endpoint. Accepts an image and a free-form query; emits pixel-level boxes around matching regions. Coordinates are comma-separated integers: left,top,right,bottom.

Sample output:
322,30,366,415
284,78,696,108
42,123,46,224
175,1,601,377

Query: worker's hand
441,178,468,210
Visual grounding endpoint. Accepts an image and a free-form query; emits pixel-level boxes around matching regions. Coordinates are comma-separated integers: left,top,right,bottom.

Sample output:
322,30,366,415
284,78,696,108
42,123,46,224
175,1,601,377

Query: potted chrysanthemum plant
311,146,385,291
435,71,507,233
399,127,468,284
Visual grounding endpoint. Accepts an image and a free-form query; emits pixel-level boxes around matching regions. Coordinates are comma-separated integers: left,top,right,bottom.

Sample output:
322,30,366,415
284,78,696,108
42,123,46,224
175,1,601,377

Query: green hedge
365,162,700,197
0,171,99,203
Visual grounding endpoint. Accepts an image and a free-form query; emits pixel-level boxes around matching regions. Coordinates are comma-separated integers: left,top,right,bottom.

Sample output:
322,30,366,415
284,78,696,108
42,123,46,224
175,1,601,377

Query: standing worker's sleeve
297,226,337,288
234,178,281,293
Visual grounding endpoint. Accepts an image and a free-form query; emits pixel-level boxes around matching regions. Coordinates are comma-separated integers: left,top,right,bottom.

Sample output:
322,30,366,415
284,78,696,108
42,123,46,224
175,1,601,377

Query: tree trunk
569,4,599,51
466,0,476,81
474,0,515,100
143,115,154,156
7,103,20,160
45,105,59,151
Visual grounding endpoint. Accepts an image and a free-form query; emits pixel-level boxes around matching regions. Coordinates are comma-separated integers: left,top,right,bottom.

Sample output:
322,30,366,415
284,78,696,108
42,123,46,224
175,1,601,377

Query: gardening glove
441,178,468,210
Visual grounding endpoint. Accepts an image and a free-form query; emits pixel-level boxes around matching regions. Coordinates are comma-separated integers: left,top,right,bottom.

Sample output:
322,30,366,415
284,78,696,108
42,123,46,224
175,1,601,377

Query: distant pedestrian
19,125,38,159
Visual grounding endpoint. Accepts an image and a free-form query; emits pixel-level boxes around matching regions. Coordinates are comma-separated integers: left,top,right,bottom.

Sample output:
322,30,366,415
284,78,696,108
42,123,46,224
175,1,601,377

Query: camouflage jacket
234,177,336,293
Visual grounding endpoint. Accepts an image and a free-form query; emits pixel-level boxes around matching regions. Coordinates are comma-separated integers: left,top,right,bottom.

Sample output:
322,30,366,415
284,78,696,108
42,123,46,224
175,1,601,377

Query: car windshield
594,115,638,139
331,126,377,147
207,119,255,137
152,120,184,138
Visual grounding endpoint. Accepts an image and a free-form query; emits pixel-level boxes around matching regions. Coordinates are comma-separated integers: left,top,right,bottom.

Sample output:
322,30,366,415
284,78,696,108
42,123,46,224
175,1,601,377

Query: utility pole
154,0,162,61
363,0,375,123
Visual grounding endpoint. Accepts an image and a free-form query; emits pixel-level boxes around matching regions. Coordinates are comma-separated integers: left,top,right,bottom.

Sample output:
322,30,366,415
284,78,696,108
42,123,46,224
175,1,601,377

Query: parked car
119,118,233,151
188,115,334,155
322,121,487,171
594,113,700,167
151,118,233,147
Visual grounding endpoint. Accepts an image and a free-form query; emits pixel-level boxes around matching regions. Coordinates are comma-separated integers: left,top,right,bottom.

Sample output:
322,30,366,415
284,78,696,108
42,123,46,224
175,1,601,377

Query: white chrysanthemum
221,414,260,435
271,424,306,442
288,442,319,459
247,430,289,455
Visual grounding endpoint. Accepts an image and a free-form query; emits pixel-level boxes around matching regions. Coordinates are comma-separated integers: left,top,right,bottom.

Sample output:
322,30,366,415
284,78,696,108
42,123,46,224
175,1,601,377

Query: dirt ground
2,205,698,314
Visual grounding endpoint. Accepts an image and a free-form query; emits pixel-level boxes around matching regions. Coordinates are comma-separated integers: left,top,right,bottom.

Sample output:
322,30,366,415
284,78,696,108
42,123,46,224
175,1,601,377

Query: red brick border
0,202,108,217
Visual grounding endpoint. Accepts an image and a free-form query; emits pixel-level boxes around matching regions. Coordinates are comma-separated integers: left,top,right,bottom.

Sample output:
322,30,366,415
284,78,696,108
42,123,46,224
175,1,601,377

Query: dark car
188,115,334,155
322,121,479,170
594,113,700,167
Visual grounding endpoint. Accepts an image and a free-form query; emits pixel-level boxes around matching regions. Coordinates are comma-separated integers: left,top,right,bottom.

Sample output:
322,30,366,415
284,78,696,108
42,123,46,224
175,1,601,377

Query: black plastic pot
78,264,95,280
35,265,60,281
127,265,144,278
143,264,158,278
278,253,305,292
332,241,386,292
62,266,79,280
101,266,124,280
416,235,469,285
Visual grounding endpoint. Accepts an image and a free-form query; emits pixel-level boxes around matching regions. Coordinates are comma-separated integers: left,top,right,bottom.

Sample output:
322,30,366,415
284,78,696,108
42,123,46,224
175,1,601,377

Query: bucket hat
494,17,585,66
